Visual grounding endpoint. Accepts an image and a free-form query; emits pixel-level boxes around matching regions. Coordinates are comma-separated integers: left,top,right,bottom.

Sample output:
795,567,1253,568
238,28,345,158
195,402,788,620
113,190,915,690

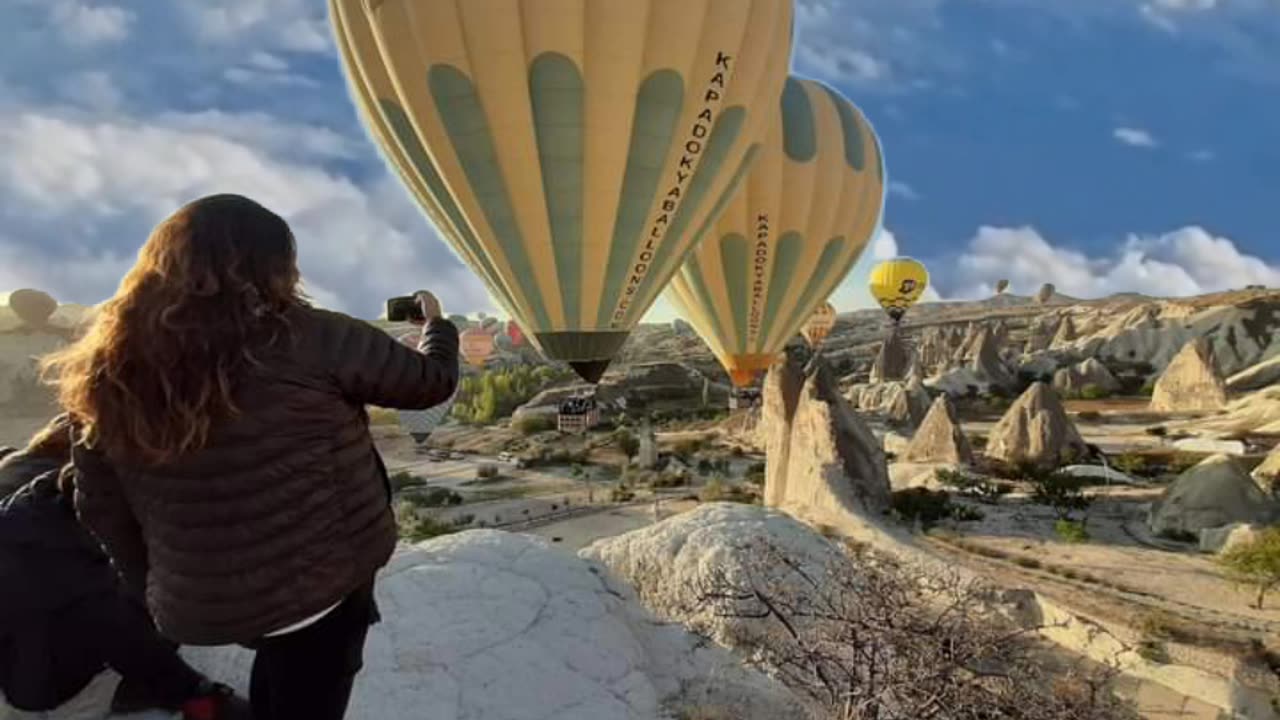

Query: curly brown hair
42,194,307,465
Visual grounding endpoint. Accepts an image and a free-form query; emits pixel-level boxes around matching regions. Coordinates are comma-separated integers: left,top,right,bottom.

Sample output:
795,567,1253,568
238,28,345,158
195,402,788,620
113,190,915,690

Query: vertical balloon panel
333,0,794,383
666,77,886,386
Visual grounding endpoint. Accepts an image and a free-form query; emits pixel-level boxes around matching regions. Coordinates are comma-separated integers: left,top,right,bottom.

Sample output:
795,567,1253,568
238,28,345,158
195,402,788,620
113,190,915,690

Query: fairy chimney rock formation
870,329,911,384
902,394,974,466
761,356,891,525
985,382,1089,467
1150,338,1228,413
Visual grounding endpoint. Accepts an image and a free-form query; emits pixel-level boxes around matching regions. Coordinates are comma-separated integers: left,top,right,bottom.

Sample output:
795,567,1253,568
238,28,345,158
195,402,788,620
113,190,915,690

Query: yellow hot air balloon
869,256,928,324
667,77,886,387
330,0,794,383
460,327,496,368
801,301,837,348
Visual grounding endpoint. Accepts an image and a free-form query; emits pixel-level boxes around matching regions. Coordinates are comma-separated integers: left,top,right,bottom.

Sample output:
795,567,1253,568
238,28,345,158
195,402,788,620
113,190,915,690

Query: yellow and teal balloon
667,77,886,387
330,0,794,383
869,256,928,324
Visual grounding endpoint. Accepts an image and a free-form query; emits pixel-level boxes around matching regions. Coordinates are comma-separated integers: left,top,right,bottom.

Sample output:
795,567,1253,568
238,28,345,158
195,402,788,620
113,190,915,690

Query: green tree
614,429,640,461
1219,528,1280,609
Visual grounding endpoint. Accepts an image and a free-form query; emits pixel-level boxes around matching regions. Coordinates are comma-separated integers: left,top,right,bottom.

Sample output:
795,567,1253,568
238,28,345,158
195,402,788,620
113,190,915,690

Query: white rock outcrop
1149,455,1278,538
583,503,849,653
1254,444,1280,495
1150,339,1227,413
1198,523,1265,555
91,534,803,720
762,357,892,529
985,383,1089,468
901,394,973,466
1052,358,1121,397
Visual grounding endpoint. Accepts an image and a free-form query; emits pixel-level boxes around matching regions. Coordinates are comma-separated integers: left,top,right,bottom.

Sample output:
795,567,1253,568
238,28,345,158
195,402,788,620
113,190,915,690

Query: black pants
248,580,380,720
1,591,202,711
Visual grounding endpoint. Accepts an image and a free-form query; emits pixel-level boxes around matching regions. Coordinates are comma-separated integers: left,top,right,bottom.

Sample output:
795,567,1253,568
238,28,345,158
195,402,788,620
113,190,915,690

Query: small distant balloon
460,327,495,367
995,279,1009,295
9,289,57,328
506,320,525,348
869,257,929,324
1037,283,1055,305
801,302,838,348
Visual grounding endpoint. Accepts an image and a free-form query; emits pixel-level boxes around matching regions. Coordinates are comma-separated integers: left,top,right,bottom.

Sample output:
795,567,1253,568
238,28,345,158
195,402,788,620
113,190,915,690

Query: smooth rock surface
93,534,802,720
1149,455,1279,538
1151,339,1228,413
902,394,973,465
985,383,1089,468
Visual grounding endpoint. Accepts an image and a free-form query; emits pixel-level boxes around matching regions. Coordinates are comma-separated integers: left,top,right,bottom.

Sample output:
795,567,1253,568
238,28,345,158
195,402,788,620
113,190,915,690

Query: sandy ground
524,499,701,551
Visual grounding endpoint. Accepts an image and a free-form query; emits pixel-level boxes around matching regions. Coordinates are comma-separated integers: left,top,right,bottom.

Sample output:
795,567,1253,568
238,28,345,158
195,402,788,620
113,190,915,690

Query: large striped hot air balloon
666,77,886,387
330,0,794,383
460,327,496,368
869,256,929,324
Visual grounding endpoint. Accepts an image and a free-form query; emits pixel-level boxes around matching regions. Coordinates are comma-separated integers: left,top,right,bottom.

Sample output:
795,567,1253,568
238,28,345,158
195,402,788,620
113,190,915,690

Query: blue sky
0,0,1277,320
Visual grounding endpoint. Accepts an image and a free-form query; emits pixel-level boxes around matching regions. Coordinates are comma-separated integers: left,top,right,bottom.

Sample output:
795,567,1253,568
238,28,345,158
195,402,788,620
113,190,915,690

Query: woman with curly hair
42,193,459,720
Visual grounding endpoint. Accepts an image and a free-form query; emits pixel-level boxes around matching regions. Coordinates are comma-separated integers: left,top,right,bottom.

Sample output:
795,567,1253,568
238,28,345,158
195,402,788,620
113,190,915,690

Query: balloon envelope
331,0,794,383
995,279,1009,295
666,77,886,387
868,257,928,323
8,289,57,328
460,327,496,367
1037,283,1056,304
506,320,525,347
802,302,838,348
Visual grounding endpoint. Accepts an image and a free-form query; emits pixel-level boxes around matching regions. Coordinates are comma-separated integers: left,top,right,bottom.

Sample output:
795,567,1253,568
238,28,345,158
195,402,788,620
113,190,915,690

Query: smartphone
386,295,425,323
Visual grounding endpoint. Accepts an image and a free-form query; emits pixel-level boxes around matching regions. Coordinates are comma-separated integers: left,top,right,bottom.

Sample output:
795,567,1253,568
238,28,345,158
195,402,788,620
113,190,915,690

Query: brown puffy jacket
71,307,458,645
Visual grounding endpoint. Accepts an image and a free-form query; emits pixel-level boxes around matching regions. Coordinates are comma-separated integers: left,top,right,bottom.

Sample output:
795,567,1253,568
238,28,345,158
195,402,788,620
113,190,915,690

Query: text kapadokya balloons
331,0,794,383
869,256,928,324
667,77,886,387
802,301,837,348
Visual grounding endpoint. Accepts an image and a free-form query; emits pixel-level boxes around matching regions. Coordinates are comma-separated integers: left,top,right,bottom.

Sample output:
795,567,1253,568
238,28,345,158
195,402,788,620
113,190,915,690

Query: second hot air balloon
667,77,887,387
869,256,929,324
801,301,837,348
331,0,794,383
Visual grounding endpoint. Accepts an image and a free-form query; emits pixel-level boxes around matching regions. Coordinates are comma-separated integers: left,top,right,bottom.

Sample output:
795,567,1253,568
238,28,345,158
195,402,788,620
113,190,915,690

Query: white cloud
1189,148,1217,161
871,229,901,260
55,70,123,111
888,181,921,201
0,106,492,318
941,225,1279,300
176,0,331,53
49,1,133,47
1113,126,1159,148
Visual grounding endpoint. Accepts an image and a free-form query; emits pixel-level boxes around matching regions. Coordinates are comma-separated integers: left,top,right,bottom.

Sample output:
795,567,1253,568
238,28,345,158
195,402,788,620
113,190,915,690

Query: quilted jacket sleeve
312,309,460,410
71,442,148,595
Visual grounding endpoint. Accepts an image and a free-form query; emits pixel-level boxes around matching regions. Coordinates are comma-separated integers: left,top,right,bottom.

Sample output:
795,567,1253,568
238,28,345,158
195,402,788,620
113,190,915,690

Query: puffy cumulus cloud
941,225,1280,299
49,1,134,47
0,105,493,318
793,0,951,90
888,181,920,201
174,0,331,54
830,229,941,310
1113,127,1159,147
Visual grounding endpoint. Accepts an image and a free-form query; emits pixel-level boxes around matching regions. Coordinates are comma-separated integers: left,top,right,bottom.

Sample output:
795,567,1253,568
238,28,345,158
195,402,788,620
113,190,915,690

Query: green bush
1144,425,1168,437
1076,410,1103,422
891,488,954,530
614,429,640,459
1139,381,1157,397
453,365,574,425
699,476,755,504
405,487,463,508
394,503,468,542
610,485,636,503
389,471,427,493
936,469,1013,505
1113,452,1148,477
1054,519,1090,543
476,464,500,480
1219,527,1280,609
514,415,556,435
368,407,399,426
1030,472,1093,521
1159,529,1198,543
1079,384,1111,400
